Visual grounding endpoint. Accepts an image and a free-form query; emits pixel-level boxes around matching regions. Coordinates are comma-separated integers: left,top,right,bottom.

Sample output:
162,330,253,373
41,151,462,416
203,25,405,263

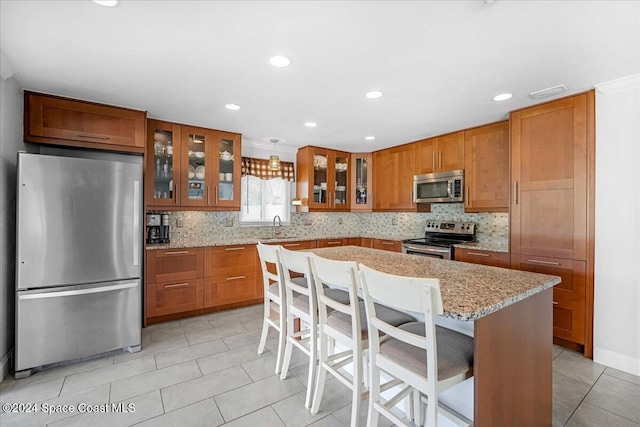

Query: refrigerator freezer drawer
16,280,141,372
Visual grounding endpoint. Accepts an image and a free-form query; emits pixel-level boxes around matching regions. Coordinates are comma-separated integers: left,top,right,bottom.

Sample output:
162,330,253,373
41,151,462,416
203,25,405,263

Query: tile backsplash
168,204,508,247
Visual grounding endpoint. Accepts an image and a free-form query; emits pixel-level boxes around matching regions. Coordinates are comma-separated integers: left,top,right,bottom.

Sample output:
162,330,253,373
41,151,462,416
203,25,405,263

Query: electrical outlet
392,218,398,225
304,217,313,226
338,217,343,225
225,216,234,227
176,218,183,228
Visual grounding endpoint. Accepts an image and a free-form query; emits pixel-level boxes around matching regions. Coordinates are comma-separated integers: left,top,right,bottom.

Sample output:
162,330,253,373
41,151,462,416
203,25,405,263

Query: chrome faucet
272,215,282,237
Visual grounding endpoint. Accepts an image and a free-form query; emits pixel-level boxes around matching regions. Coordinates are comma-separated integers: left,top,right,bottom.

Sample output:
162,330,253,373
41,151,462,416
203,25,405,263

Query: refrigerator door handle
18,282,138,300
133,180,140,267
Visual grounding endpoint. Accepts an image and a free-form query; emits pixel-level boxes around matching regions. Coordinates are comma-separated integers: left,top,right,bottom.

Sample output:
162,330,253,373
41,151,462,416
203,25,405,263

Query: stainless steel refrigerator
15,150,142,377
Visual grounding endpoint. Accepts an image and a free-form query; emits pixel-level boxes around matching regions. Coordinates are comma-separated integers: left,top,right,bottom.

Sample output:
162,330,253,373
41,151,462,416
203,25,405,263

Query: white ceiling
1,1,639,153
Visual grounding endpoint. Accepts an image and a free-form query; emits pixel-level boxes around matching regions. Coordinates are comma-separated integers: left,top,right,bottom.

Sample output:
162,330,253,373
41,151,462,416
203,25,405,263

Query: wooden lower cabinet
278,240,317,251
359,238,374,248
146,279,203,317
372,239,402,252
511,254,586,346
455,248,510,268
317,238,348,248
203,273,259,308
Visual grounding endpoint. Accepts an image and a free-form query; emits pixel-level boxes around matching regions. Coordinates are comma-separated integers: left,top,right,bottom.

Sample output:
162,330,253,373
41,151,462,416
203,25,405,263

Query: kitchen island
311,246,560,427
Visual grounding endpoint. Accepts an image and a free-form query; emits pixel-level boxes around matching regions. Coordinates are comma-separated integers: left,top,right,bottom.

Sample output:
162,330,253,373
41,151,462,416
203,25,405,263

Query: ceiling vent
529,84,568,99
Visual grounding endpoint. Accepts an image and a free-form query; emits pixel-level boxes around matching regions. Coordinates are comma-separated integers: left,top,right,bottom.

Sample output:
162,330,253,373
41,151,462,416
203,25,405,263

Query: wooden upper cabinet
146,119,242,210
296,146,350,212
510,93,589,260
415,131,464,174
464,121,510,213
24,91,146,153
372,144,416,211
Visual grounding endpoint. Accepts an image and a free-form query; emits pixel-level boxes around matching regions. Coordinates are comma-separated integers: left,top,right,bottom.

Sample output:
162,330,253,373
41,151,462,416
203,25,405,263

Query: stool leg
367,362,380,427
351,349,363,427
274,302,286,375
280,307,296,380
257,300,270,355
305,320,317,408
311,333,329,415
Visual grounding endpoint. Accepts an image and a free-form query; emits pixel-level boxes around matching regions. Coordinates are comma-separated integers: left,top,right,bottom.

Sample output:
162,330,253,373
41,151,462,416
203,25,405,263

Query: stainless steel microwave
413,169,464,203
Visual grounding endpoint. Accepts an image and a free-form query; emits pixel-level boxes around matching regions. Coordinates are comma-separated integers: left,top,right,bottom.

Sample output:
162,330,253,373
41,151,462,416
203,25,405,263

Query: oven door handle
403,245,451,254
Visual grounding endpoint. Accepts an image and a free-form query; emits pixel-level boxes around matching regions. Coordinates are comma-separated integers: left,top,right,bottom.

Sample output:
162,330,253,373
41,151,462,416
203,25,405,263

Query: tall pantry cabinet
509,91,595,356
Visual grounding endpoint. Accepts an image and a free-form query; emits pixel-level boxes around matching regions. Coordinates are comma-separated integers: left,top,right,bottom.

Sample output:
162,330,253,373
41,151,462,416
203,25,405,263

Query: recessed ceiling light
225,104,241,111
492,93,513,101
365,136,376,141
269,56,291,67
92,0,118,6
304,122,318,128
365,91,383,99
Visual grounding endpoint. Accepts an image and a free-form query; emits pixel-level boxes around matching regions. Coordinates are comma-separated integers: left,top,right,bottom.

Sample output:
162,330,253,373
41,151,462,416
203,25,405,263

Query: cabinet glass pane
218,137,234,201
335,155,348,206
355,157,368,205
153,129,174,200
313,154,327,204
188,133,206,200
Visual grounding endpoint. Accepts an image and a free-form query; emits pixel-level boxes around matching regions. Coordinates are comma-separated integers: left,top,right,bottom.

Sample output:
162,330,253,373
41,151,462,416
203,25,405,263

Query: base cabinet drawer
317,238,347,248
203,274,259,307
455,248,510,268
372,239,402,252
146,279,203,317
205,245,257,277
274,240,317,251
147,248,204,283
511,255,586,345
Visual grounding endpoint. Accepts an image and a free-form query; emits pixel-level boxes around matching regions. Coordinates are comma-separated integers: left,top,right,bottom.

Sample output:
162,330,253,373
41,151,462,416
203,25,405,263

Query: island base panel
474,288,553,426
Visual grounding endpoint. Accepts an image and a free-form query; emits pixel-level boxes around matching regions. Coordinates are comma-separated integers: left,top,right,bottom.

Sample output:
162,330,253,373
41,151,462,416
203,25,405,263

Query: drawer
359,238,374,248
205,244,257,278
269,240,317,251
146,279,203,317
455,248,510,268
372,239,402,252
345,238,360,246
203,273,259,308
317,238,346,248
146,248,204,283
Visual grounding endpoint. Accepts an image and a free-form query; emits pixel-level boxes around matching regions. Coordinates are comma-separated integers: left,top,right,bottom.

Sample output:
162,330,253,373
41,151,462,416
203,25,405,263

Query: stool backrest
279,247,315,300
358,264,441,385
257,242,284,296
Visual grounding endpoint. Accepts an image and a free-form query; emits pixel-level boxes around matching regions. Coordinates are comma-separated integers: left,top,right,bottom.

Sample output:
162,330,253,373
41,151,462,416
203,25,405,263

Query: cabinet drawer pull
439,151,442,169
527,259,561,265
553,301,559,305
77,134,110,140
165,283,190,288
225,247,246,251
327,241,342,245
284,243,301,247
226,275,246,281
164,250,189,255
432,153,436,170
381,241,394,245
467,252,490,257
513,181,518,205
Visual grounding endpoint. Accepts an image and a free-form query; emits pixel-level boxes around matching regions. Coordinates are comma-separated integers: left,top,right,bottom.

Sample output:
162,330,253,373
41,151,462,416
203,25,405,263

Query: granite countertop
454,241,509,253
309,246,559,322
146,234,420,250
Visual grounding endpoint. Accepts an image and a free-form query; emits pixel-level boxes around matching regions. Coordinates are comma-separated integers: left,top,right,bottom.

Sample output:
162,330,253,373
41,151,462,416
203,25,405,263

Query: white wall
593,75,640,375
0,74,25,380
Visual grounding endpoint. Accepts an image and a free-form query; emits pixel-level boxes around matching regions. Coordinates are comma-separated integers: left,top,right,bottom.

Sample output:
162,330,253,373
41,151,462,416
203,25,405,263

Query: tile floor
1,304,638,427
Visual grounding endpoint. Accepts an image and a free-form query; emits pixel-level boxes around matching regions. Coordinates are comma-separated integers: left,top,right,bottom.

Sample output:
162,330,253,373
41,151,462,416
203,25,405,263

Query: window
240,175,292,224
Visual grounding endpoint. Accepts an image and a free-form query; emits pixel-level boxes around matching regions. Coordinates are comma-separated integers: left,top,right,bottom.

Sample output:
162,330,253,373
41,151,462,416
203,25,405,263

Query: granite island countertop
310,246,559,322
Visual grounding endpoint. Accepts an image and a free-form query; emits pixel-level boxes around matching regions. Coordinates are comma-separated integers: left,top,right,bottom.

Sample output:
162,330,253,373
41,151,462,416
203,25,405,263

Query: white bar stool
256,242,287,375
358,264,474,427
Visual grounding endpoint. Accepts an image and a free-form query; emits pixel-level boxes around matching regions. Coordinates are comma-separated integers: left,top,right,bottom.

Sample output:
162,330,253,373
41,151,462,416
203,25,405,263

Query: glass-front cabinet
146,120,181,207
145,119,241,210
296,146,350,212
350,153,372,211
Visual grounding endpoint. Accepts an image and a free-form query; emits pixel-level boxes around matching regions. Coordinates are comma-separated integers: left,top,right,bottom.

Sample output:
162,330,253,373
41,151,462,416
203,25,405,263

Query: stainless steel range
402,221,476,260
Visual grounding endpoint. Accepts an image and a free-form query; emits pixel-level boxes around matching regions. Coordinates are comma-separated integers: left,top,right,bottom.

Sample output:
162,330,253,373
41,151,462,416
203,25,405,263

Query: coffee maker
146,211,161,244
160,212,170,244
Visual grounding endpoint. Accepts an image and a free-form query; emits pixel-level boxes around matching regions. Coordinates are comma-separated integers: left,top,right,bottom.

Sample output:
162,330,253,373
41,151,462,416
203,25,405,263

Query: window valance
241,157,295,182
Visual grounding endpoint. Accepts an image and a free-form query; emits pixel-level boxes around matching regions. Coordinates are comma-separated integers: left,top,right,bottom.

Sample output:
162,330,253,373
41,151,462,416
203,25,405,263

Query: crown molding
595,74,640,95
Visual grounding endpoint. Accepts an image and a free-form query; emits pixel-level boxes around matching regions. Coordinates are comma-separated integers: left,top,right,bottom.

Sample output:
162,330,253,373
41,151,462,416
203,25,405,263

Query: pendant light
269,139,281,171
